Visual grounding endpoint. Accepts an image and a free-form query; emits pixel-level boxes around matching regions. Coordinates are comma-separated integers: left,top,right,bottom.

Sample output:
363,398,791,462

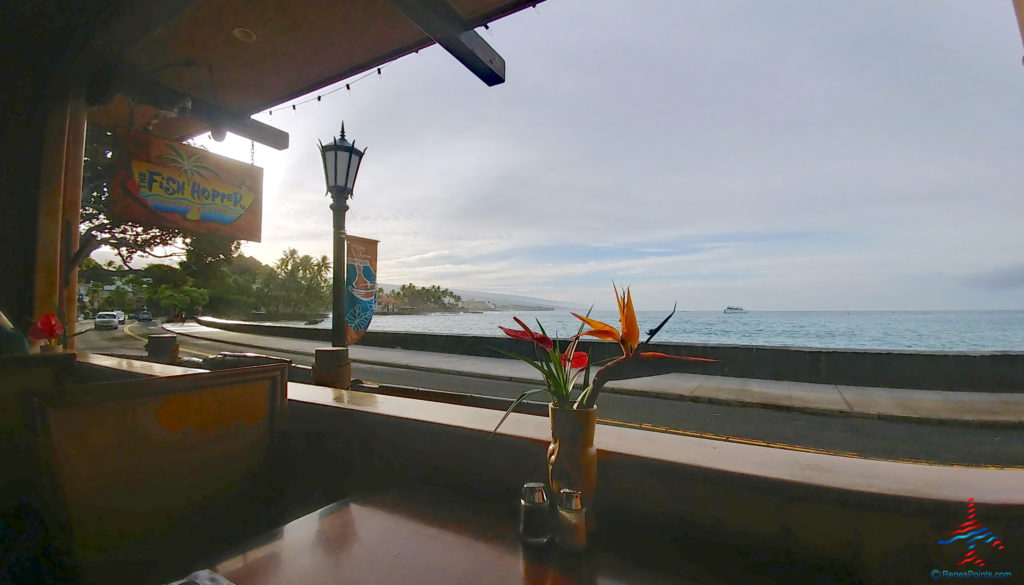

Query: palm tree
275,248,299,275
295,255,314,280
313,255,331,288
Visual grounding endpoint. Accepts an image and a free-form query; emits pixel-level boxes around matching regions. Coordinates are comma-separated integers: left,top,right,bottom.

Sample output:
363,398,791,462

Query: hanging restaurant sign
110,130,263,241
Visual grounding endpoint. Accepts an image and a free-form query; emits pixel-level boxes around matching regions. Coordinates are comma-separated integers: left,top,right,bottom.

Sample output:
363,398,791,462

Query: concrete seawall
196,316,1024,392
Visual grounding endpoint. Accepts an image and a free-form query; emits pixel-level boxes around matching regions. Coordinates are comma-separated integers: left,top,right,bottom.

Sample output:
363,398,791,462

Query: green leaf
491,388,549,436
492,347,554,382
573,385,593,410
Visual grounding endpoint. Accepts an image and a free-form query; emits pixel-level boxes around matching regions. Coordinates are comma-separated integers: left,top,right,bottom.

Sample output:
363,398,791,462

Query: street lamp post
316,124,365,388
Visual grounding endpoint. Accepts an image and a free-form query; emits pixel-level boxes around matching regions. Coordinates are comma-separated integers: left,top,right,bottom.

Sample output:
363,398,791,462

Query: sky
109,1,1024,312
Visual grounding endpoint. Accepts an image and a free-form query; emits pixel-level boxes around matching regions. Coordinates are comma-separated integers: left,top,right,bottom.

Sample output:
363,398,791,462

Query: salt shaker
519,482,551,545
556,489,587,551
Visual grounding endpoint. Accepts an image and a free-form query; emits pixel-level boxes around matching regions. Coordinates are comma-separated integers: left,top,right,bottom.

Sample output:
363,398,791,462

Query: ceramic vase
547,404,597,506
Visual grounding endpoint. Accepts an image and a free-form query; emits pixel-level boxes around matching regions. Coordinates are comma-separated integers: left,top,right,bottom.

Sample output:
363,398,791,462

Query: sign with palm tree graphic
110,130,263,241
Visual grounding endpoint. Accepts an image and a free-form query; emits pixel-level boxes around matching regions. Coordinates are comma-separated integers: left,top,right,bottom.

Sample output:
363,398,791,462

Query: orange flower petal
576,328,621,342
571,313,619,337
620,287,639,354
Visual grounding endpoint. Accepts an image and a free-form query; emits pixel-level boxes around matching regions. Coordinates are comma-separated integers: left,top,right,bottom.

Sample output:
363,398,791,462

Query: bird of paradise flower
492,285,716,433
571,284,717,409
157,145,220,220
938,498,1006,567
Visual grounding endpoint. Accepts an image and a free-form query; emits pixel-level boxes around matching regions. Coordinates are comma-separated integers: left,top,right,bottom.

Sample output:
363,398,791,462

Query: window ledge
288,381,1024,505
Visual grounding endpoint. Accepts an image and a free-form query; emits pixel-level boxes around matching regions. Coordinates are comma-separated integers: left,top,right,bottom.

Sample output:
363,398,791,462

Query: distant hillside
377,284,571,310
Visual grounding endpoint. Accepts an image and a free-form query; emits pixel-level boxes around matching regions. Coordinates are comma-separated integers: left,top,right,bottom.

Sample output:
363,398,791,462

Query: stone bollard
313,347,351,389
147,334,179,365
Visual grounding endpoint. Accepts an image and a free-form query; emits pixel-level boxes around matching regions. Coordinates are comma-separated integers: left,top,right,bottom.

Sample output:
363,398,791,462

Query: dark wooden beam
387,0,506,86
195,105,290,151
116,67,290,150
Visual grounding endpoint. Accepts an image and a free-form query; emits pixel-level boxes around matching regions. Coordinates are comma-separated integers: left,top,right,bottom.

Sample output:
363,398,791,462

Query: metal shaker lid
558,489,583,510
521,482,548,504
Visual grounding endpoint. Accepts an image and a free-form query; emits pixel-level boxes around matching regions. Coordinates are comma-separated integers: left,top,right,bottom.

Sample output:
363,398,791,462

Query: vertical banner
109,129,263,241
345,236,379,345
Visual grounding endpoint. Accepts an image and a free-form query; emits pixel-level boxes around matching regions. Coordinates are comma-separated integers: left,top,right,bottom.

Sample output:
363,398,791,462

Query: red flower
499,317,553,351
560,351,589,369
29,312,64,341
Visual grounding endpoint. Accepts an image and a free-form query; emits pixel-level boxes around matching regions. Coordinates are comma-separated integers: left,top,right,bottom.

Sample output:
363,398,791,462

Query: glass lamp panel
343,149,363,191
320,144,341,189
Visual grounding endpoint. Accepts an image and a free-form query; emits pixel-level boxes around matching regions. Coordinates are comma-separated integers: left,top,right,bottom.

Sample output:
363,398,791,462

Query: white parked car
94,312,119,330
115,310,126,324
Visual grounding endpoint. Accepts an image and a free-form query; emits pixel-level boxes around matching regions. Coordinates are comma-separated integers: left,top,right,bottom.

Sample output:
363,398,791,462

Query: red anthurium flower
499,316,553,351
560,351,589,369
29,312,64,341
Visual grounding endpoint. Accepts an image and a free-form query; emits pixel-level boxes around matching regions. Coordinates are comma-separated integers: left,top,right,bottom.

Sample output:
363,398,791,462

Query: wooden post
313,347,351,389
33,99,70,321
147,334,179,365
61,96,87,349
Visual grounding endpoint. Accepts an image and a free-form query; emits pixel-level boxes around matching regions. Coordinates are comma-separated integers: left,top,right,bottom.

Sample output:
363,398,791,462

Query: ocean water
306,310,1024,352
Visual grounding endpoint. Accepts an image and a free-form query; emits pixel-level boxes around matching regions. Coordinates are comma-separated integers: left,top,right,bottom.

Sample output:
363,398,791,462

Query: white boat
723,306,748,314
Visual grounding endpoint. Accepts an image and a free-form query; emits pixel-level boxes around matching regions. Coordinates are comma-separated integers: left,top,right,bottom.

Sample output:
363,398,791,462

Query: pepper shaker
556,488,587,551
519,482,551,545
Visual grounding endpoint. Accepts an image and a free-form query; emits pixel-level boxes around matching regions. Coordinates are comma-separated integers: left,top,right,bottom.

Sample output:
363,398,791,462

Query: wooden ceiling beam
117,67,290,150
387,0,506,86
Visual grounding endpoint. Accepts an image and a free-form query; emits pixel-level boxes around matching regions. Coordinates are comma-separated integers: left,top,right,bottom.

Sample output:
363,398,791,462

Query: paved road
76,322,1024,468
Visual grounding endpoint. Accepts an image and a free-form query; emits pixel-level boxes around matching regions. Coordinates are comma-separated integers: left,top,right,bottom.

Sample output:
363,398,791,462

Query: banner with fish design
345,235,378,345
110,129,263,241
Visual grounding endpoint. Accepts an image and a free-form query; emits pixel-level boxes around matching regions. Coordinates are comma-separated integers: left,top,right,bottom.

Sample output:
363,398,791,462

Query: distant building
461,299,495,312
377,296,399,314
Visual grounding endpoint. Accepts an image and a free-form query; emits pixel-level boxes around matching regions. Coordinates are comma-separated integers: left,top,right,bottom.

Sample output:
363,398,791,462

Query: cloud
185,1,1024,312
967,262,1024,290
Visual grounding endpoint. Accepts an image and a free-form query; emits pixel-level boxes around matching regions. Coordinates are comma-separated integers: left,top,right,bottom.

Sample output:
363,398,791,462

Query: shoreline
194,315,1024,392
222,309,1024,353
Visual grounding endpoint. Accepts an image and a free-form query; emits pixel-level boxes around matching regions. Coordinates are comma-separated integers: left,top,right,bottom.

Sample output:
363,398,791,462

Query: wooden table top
198,485,737,585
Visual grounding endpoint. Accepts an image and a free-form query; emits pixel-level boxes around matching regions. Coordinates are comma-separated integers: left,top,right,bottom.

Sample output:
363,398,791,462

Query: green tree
154,284,209,314
180,234,241,282
254,248,331,314
393,283,462,310
77,126,240,270
78,126,187,267
104,283,132,311
86,281,105,313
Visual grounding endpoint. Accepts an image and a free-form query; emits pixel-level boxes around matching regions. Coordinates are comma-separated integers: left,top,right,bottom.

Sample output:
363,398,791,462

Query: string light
257,62,395,120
